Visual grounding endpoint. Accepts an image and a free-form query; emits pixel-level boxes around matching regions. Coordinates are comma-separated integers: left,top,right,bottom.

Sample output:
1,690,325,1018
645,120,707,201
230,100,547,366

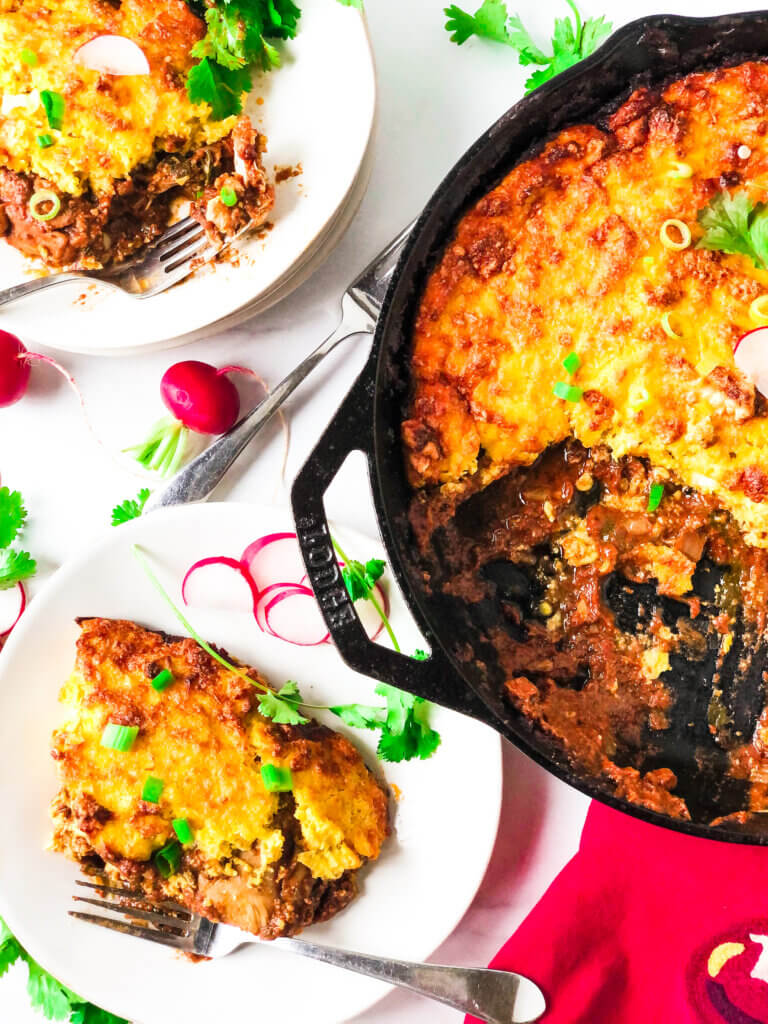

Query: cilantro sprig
184,0,361,120
696,190,768,269
0,487,36,591
444,0,612,93
1,916,127,1024
111,488,151,527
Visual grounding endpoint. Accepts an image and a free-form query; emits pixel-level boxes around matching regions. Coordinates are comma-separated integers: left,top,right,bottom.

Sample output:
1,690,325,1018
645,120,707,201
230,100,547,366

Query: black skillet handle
291,364,490,721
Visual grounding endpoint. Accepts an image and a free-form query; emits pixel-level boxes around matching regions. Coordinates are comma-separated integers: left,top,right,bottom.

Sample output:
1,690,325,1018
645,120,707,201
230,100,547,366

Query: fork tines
69,878,195,950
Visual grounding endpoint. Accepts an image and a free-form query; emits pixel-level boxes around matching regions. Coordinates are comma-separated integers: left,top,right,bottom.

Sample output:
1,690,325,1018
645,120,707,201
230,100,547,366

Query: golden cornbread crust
50,618,389,939
0,0,274,268
404,61,768,549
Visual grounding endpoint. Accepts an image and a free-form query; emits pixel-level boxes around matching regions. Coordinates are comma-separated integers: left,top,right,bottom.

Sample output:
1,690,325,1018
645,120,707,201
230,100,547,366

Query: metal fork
69,880,545,1023
142,220,415,514
0,216,244,307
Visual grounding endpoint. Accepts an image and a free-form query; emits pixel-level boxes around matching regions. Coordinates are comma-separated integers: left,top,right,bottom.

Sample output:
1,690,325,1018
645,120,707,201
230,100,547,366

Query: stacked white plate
0,0,376,355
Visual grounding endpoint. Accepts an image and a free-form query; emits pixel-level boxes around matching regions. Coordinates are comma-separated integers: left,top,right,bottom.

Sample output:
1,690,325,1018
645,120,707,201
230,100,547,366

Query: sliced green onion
40,89,64,130
648,482,665,512
562,352,581,375
21,48,38,66
101,723,139,752
553,381,583,402
153,839,182,879
150,668,175,692
36,133,54,149
195,189,204,200
220,186,238,207
413,648,428,661
141,776,164,803
173,818,193,844
260,763,293,792
667,161,692,179
29,189,60,222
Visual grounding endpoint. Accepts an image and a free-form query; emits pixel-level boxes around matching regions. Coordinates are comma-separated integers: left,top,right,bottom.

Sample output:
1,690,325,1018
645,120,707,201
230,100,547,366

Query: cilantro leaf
342,557,386,602
330,704,385,729
187,58,253,120
258,680,309,725
110,488,150,527
445,0,513,46
444,0,612,93
0,548,36,590
374,684,442,763
69,1004,129,1024
26,958,79,1021
1,918,127,1023
696,190,768,269
0,917,22,978
0,487,27,548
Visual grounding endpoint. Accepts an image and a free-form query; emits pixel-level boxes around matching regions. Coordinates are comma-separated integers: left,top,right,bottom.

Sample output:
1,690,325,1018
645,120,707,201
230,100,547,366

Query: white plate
0,1,376,355
0,502,502,1024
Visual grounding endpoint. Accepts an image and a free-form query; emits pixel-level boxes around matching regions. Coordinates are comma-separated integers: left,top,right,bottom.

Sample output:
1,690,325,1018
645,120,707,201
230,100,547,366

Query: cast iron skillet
291,10,768,844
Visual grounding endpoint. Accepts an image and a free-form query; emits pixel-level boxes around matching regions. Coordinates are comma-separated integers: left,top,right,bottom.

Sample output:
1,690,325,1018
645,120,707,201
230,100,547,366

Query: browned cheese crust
50,618,389,939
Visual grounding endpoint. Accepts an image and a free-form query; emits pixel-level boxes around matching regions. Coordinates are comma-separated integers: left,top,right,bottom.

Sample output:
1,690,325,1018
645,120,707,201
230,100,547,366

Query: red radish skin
734,327,768,397
0,582,26,638
161,361,241,435
0,331,31,407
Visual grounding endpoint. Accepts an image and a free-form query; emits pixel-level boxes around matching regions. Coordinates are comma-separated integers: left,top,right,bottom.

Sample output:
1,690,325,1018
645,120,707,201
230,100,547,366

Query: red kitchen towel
468,801,768,1024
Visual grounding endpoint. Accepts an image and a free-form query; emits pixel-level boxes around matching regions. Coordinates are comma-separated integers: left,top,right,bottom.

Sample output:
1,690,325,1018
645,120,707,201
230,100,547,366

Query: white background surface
3,0,759,1020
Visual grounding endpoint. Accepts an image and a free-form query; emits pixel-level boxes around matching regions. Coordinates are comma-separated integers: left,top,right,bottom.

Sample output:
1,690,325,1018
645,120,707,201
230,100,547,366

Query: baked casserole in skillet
404,61,768,822
51,618,389,938
0,0,273,269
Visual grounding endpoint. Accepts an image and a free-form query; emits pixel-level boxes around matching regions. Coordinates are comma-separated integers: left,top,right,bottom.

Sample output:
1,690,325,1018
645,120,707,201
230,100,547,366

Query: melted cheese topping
405,62,768,547
52,619,388,882
0,0,234,196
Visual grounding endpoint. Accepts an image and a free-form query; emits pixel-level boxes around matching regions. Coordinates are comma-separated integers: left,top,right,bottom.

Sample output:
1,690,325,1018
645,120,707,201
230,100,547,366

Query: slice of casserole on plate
50,618,389,938
0,0,274,270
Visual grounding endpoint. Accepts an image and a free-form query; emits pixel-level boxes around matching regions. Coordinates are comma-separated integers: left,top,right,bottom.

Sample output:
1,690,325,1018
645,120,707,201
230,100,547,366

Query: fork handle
0,273,83,307
272,938,545,1024
143,293,376,513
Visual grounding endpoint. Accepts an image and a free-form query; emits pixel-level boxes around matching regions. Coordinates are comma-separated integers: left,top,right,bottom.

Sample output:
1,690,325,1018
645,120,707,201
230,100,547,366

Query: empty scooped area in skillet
365,13,768,841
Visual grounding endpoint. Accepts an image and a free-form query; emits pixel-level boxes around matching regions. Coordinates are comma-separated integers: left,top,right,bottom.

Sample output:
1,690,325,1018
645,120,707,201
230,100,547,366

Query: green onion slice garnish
647,482,665,512
29,189,60,222
153,839,182,879
40,89,64,130
36,133,53,149
150,668,175,692
220,186,238,207
260,763,293,792
21,49,38,66
101,723,139,752
562,352,581,375
173,818,193,844
141,776,164,803
553,381,583,402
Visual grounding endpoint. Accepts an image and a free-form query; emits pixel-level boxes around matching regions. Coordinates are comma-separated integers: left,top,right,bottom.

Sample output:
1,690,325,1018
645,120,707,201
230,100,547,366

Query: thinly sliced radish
734,327,768,396
74,35,150,76
263,585,330,647
182,557,258,615
0,582,26,637
354,582,388,642
241,533,306,591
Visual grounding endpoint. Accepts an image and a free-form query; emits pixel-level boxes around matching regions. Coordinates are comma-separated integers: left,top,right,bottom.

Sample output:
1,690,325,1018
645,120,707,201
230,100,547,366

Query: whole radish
0,331,31,407
127,361,254,477
161,361,240,435
0,329,82,409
